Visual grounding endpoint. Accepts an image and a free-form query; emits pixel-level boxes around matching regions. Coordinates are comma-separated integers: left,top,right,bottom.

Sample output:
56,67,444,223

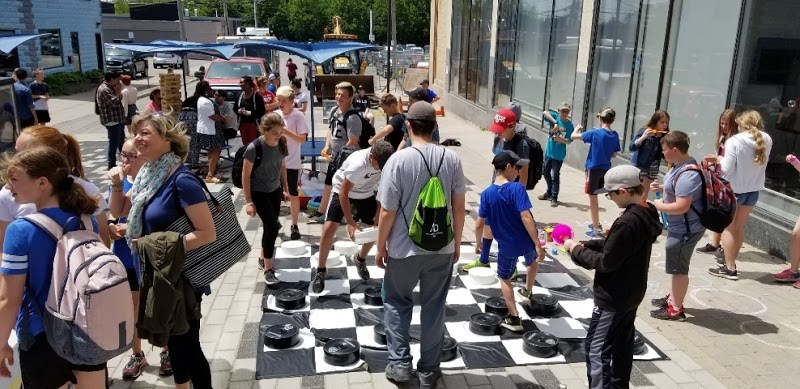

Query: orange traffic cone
435,106,445,117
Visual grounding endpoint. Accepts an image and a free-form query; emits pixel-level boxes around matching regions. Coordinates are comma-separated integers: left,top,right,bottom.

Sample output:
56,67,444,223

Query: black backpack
509,134,544,190
330,108,376,149
232,138,263,189
331,145,361,173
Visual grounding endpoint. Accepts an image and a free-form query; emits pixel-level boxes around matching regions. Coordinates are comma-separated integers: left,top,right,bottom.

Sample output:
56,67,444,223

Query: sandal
204,176,222,184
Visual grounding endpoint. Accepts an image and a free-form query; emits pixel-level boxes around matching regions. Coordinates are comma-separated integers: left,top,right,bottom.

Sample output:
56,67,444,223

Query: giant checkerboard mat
255,246,666,379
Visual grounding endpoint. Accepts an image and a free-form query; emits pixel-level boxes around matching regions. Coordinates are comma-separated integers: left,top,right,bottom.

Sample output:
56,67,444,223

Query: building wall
102,15,232,45
429,0,451,95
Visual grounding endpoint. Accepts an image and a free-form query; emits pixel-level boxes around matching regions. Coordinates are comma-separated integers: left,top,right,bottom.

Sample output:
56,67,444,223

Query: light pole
253,0,258,28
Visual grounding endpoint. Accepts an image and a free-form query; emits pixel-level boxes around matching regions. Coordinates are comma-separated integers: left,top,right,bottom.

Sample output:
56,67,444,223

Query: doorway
71,32,81,72
95,33,103,71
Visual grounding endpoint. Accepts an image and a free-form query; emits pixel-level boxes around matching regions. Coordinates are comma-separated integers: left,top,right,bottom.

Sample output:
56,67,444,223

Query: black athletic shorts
585,168,608,195
287,168,300,196
325,193,377,225
20,333,106,388
127,267,140,292
325,161,336,186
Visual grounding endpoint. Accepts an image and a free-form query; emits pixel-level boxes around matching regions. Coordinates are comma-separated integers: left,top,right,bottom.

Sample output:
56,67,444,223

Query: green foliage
84,69,104,79
114,0,130,14
45,71,93,96
182,0,430,45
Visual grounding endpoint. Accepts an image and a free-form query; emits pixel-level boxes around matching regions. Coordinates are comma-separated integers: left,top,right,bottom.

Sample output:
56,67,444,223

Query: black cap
492,150,530,170
406,87,428,101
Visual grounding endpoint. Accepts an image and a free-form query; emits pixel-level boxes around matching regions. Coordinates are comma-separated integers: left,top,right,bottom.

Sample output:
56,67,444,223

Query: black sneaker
650,305,686,321
550,199,558,207
715,247,725,259
716,256,725,267
695,243,719,254
263,269,280,285
515,287,532,302
353,254,370,280
312,271,326,293
537,193,551,201
651,294,670,308
500,315,524,332
708,265,738,280
290,225,301,240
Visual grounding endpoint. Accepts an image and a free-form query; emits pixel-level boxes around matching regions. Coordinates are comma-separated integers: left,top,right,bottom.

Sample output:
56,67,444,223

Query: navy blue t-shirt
582,128,620,170
142,166,207,235
478,181,535,257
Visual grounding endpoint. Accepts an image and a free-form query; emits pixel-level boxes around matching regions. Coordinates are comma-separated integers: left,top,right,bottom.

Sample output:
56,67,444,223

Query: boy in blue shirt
572,107,621,238
474,151,546,332
539,102,575,207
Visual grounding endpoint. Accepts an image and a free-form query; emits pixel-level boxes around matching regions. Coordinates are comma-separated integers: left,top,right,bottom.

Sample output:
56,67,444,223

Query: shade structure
232,39,379,64
106,40,238,60
0,34,48,55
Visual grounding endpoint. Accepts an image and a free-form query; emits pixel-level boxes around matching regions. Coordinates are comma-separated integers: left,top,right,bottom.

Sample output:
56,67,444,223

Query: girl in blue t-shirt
0,147,105,388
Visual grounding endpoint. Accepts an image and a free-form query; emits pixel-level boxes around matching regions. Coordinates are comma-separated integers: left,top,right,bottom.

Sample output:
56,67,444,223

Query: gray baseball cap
594,165,642,194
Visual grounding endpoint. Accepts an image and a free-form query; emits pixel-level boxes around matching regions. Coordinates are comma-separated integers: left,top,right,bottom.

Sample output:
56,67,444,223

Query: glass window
0,30,19,76
448,0,465,94
731,0,799,198
39,29,64,69
546,0,583,114
493,0,520,108
625,0,670,145
513,0,553,115
476,0,494,105
587,1,640,132
450,0,493,105
661,0,741,157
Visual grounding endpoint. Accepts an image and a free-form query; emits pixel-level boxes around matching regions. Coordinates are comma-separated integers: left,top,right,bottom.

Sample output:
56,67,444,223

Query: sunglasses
119,152,138,160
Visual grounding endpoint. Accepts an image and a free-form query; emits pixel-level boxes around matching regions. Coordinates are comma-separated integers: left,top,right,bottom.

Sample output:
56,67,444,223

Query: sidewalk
46,67,800,388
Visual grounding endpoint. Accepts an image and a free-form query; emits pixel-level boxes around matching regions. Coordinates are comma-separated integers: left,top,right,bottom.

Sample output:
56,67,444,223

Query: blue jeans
105,123,125,169
383,253,453,372
543,157,564,200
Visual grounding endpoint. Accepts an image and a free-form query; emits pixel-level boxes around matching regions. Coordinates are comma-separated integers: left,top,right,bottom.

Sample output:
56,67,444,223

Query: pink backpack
24,213,134,365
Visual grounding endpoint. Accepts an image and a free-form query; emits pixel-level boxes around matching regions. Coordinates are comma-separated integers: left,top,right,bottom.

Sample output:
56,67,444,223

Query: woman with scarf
109,111,216,389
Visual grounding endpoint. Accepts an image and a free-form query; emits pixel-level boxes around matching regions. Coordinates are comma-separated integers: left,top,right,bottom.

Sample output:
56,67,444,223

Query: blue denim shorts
496,249,538,280
736,191,759,207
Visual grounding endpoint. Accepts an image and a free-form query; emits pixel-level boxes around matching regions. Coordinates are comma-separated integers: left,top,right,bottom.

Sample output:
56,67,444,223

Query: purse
166,173,250,287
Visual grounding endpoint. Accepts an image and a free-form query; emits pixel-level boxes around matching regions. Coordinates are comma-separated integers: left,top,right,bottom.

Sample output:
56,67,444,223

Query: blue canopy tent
106,40,237,95
0,33,48,55
232,39,380,167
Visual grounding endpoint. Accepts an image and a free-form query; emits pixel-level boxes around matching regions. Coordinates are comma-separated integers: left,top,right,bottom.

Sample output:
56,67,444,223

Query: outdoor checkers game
254,241,667,379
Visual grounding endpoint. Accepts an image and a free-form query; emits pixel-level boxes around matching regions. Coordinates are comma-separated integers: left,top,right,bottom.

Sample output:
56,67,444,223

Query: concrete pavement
39,64,800,388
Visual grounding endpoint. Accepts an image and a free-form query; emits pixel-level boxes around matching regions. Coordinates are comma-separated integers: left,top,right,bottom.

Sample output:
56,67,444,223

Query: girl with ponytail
0,147,105,388
0,125,110,252
708,110,773,280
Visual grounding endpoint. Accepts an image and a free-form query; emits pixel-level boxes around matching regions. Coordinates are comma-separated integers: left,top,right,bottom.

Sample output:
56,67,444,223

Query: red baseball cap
490,109,517,134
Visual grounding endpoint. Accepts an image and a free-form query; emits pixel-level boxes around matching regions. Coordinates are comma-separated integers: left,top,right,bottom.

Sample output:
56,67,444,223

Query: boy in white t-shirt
276,86,310,239
313,141,394,293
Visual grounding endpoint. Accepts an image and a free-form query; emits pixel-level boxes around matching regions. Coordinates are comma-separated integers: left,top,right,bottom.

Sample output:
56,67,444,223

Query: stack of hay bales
159,69,182,115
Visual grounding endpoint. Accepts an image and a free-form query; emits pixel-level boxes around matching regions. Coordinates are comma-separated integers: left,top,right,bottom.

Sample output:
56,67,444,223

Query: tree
114,0,130,14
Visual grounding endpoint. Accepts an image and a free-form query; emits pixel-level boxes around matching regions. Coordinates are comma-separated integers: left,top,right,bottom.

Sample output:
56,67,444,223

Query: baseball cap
490,109,517,134
597,107,616,121
505,101,522,123
406,101,436,122
594,165,642,194
492,150,530,170
558,102,572,111
406,87,428,101
268,73,277,81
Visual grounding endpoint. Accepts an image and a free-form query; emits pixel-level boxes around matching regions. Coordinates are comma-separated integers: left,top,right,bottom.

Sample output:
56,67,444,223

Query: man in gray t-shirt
375,102,466,384
311,82,363,220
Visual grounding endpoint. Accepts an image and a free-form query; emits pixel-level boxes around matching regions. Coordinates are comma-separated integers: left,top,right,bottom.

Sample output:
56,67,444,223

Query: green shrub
84,69,103,79
46,71,88,96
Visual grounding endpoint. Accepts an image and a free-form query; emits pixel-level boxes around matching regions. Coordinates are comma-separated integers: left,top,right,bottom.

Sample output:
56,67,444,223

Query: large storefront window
731,0,800,199
660,0,741,158
513,0,552,115
546,0,583,113
450,0,493,105
39,29,64,69
493,0,520,108
587,1,640,138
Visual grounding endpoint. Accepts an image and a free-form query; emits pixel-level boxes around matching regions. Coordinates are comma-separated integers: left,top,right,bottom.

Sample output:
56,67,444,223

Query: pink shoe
794,279,800,289
773,269,800,282
122,352,147,380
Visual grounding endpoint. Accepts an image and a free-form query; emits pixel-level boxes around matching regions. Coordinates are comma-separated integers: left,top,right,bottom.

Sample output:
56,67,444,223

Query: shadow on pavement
683,307,779,336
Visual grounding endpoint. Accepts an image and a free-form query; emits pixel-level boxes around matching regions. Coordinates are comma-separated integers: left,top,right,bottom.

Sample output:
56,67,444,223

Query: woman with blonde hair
0,147,106,388
0,125,110,251
707,110,773,280
109,111,216,388
697,109,738,255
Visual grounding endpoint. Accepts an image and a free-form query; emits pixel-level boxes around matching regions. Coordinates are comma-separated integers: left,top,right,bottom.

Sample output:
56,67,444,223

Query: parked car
153,53,183,69
40,38,61,56
104,46,148,79
417,53,430,69
407,47,424,68
204,57,271,101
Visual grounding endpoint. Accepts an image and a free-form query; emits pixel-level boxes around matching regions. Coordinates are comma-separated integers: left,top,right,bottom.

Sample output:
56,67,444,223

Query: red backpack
671,161,736,233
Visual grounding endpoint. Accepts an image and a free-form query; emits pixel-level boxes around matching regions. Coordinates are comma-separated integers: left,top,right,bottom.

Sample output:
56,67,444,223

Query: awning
0,34,48,55
232,39,380,64
105,40,237,60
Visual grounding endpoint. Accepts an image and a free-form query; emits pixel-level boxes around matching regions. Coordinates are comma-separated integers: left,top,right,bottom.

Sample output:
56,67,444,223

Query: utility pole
176,0,189,96
253,0,258,28
390,0,397,46
223,0,230,35
386,0,393,91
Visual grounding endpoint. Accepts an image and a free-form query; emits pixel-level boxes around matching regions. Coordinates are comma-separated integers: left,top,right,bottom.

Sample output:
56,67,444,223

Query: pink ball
551,224,574,245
